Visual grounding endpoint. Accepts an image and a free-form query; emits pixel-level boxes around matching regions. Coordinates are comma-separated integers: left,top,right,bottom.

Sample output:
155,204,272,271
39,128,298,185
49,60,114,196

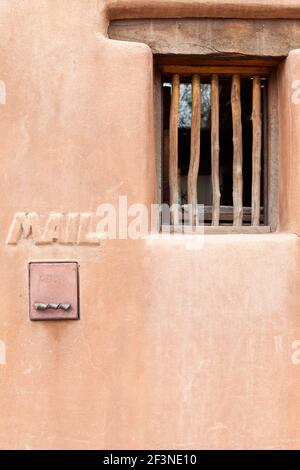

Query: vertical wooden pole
169,74,180,224
211,74,220,226
188,74,201,225
251,76,262,226
163,129,169,203
262,82,268,225
231,74,243,226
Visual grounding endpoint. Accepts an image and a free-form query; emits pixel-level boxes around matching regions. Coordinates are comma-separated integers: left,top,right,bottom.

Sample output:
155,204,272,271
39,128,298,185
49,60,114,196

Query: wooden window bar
188,74,201,226
166,66,269,233
169,74,180,225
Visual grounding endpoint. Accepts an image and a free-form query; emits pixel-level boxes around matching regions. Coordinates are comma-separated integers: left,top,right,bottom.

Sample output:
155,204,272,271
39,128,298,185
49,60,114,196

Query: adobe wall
0,0,300,449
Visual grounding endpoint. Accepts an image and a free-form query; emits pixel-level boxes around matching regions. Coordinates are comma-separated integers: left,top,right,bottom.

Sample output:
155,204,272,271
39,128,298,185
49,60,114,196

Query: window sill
161,225,271,234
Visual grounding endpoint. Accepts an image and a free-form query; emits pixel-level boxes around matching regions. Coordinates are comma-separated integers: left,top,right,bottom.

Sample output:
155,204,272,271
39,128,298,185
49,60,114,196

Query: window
109,18,280,233
160,64,270,233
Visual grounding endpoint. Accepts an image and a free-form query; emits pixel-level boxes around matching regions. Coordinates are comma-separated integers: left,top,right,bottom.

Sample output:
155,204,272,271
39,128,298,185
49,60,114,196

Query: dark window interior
162,76,267,225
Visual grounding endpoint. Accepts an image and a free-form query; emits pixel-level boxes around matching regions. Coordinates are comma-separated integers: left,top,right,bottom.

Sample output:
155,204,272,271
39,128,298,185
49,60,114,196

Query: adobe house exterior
1,0,300,450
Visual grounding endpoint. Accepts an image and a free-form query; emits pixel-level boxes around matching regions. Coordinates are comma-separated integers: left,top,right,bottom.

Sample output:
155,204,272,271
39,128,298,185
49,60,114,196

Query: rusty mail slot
29,262,79,321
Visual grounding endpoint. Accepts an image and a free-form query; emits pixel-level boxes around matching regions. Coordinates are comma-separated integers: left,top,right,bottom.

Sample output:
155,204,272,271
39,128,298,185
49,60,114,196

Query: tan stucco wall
1,0,300,450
